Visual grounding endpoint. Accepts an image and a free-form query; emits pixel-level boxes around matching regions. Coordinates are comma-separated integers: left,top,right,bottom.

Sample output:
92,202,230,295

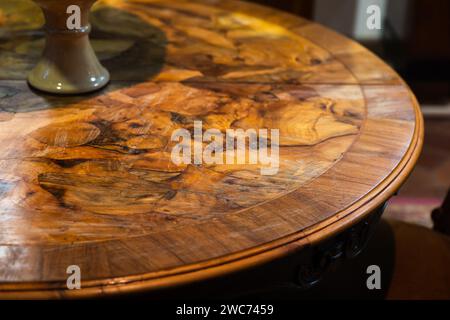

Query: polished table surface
0,0,423,298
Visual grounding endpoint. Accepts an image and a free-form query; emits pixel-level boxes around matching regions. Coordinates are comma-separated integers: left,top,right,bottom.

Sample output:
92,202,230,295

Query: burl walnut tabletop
0,0,423,298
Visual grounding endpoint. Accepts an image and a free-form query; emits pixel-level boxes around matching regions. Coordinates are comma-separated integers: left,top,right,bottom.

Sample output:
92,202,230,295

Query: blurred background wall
250,0,450,108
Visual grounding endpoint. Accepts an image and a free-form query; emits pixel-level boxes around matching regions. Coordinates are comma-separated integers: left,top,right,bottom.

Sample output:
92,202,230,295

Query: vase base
28,64,110,95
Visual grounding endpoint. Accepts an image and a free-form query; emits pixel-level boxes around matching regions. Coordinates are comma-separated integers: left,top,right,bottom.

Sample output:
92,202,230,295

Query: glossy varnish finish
0,0,423,298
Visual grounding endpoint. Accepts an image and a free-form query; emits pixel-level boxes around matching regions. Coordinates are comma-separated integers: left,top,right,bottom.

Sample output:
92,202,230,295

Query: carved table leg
28,0,109,94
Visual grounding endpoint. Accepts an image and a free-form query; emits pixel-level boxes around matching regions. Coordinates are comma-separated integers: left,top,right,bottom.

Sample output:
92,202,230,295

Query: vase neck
34,0,96,31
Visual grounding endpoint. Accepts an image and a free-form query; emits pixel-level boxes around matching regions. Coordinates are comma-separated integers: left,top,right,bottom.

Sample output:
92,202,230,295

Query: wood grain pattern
0,0,423,298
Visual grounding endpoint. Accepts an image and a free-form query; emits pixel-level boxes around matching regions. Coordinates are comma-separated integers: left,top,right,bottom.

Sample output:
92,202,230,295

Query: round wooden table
0,0,423,299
